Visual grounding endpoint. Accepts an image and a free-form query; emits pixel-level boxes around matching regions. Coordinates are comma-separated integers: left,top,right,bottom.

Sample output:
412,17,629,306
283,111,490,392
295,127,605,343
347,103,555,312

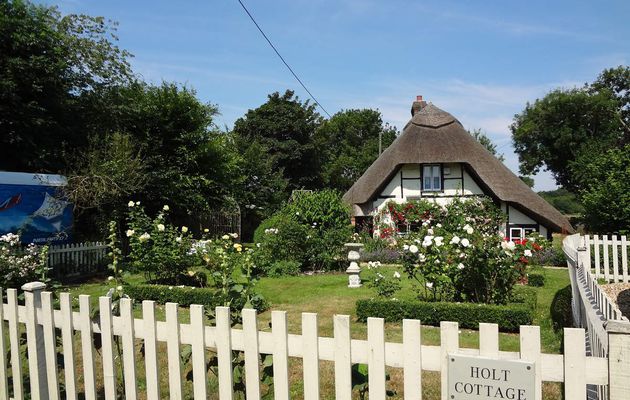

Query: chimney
411,95,427,116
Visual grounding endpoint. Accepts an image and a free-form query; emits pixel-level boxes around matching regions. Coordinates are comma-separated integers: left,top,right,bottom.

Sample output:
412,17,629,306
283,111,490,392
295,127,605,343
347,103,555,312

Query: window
509,228,523,240
423,165,442,191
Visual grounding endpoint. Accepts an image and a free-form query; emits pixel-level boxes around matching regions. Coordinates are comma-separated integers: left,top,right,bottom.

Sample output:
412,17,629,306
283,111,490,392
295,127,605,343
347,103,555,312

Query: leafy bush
528,273,545,287
266,260,301,277
550,285,573,332
253,190,352,275
360,248,400,263
356,297,534,332
530,247,566,267
0,233,49,288
364,262,402,298
124,202,195,283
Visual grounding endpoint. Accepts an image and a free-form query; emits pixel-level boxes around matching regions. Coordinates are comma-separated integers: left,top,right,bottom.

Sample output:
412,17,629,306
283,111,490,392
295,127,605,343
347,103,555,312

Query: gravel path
600,283,630,318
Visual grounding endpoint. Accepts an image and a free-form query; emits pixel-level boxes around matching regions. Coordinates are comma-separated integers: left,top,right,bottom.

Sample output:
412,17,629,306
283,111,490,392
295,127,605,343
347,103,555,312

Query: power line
236,0,332,118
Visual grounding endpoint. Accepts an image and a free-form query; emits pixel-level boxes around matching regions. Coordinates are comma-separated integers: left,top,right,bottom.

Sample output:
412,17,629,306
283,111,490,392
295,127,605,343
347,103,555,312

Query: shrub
123,202,195,284
253,190,352,275
550,285,573,332
530,247,566,267
360,248,400,264
125,284,268,312
0,233,49,288
355,298,534,332
364,262,402,299
528,273,545,287
267,260,301,277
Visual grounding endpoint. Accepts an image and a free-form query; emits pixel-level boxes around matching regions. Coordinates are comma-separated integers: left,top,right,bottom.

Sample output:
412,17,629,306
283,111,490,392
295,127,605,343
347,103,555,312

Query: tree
578,145,630,233
468,129,505,162
92,82,240,219
511,67,628,191
0,0,132,172
316,109,398,191
233,90,324,191
519,176,535,188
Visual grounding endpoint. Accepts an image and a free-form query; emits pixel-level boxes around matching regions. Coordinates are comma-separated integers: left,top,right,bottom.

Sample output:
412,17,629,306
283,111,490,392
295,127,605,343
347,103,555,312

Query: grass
50,266,571,399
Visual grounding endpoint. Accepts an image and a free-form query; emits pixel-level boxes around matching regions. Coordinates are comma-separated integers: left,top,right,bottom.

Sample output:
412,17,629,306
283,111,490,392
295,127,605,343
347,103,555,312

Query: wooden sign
448,354,535,400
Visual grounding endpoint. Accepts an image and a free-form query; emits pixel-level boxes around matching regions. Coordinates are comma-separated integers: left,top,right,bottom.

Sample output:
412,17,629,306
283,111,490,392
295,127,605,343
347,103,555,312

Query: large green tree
233,90,324,191
0,0,132,172
316,109,397,191
511,66,629,191
579,145,630,233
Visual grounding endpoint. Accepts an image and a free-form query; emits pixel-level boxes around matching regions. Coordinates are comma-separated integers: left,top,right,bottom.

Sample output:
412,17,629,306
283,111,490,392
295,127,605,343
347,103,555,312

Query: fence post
22,281,49,399
606,320,630,399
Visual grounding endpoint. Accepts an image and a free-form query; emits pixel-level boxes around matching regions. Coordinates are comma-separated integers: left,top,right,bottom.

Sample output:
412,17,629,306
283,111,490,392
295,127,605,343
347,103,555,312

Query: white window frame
422,164,442,192
509,227,523,240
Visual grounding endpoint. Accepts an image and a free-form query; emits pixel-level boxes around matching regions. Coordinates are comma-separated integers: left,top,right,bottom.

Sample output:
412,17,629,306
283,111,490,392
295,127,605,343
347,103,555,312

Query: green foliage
519,176,535,188
511,67,629,191
577,145,630,233
383,197,523,304
469,129,505,162
528,273,545,287
123,202,195,284
537,188,584,215
550,285,573,332
351,363,396,400
233,90,323,191
316,109,398,191
356,298,534,332
253,190,352,275
125,284,228,308
0,0,132,172
364,262,402,298
0,233,49,288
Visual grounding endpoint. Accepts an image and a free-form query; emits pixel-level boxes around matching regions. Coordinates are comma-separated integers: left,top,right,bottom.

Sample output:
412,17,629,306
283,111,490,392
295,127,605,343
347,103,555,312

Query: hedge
356,287,537,332
527,273,545,287
124,284,268,312
125,284,224,308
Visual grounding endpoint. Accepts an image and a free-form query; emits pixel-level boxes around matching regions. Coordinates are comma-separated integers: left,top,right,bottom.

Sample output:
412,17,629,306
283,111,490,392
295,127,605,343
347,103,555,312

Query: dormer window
422,164,442,191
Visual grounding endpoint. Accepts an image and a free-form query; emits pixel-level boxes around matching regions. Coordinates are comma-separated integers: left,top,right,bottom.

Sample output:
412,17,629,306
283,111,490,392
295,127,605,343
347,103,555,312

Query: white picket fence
564,234,630,400
2,283,630,400
46,241,108,277
582,234,630,282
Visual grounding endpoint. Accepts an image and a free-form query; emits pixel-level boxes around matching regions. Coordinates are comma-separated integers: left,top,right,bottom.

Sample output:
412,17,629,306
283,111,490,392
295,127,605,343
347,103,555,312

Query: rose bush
0,233,49,288
386,197,540,304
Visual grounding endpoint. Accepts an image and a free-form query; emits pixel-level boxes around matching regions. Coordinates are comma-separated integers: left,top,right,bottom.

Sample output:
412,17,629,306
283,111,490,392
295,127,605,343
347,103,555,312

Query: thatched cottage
342,97,573,240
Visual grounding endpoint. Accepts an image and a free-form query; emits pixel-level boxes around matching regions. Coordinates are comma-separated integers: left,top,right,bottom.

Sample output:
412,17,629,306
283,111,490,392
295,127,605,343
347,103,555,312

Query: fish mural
0,172,73,244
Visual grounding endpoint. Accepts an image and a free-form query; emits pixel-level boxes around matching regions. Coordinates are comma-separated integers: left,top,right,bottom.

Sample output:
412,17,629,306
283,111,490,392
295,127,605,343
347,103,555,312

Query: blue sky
44,0,629,190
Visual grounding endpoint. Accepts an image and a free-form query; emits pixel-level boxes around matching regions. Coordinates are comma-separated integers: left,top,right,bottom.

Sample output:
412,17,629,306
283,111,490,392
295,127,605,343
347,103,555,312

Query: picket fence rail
2,283,629,400
46,241,108,277
582,234,630,283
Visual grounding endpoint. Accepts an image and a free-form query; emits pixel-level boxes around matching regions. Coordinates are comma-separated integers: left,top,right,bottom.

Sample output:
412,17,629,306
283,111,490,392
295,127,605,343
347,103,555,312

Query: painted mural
0,176,73,244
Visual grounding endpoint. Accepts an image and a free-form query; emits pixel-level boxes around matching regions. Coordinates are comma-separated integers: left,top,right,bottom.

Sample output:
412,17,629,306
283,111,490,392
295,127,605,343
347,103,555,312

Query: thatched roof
343,103,574,233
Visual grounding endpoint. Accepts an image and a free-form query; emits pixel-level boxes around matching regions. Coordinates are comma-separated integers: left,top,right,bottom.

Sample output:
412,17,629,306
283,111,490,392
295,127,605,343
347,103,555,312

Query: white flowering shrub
0,233,49,288
365,261,402,299
123,201,196,284
394,198,523,304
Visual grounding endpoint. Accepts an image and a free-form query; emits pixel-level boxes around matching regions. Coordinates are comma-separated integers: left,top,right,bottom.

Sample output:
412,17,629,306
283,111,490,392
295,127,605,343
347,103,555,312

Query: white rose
434,236,444,246
181,226,189,233
425,282,434,288
458,263,465,270
418,254,426,262
107,276,114,281
450,236,460,244
222,234,230,240
524,249,532,257
135,201,140,206
506,241,516,251
409,245,418,253
163,205,170,211
393,271,401,279
403,244,409,250
427,228,434,235
175,237,182,243
116,286,123,291
461,238,470,247
126,229,135,237
139,233,150,242
128,201,135,207
157,224,165,232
